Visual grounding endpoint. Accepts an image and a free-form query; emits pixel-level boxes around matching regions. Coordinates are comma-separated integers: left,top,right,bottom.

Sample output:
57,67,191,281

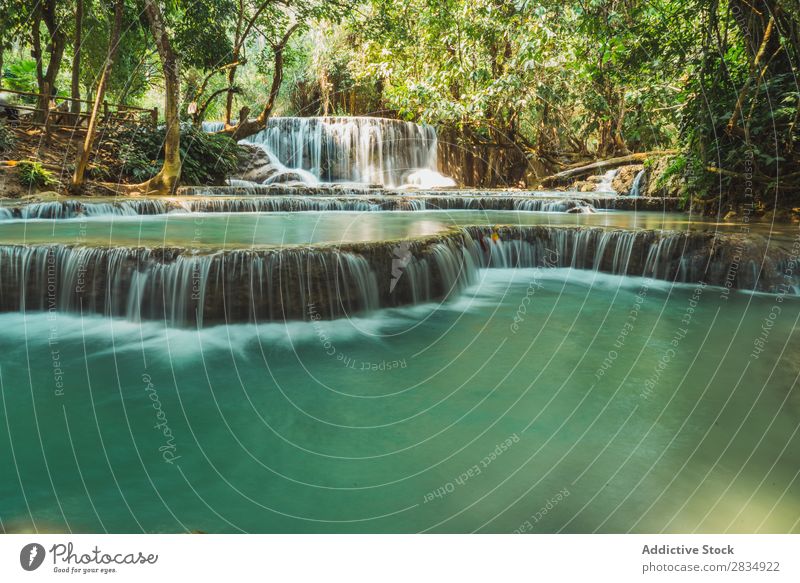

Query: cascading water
462,226,794,294
595,169,619,193
1,199,177,219
186,197,383,213
401,169,457,189
0,226,793,326
181,196,596,213
1,195,605,218
205,117,456,188
629,169,646,197
0,244,382,326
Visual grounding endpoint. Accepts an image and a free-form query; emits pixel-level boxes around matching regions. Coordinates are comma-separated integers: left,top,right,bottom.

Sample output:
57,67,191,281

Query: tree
78,6,153,105
140,0,182,194
225,20,300,140
344,0,554,184
32,0,66,122
679,0,799,207
223,0,272,126
212,0,347,139
71,0,124,190
71,0,84,114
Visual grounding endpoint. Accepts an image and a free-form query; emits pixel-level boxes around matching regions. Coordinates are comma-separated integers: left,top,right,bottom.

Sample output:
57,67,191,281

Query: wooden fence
0,88,158,132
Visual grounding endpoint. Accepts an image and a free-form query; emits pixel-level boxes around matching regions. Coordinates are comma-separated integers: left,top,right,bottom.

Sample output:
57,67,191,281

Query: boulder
645,156,683,198
612,165,645,196
571,180,597,192
234,143,280,184
267,172,312,184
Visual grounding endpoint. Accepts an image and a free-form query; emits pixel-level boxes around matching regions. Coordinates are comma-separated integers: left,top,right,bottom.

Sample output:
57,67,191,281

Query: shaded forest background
0,0,798,212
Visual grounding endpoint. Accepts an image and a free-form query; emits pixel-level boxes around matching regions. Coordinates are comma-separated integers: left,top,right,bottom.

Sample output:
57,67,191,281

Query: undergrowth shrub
17,160,57,188
101,123,244,185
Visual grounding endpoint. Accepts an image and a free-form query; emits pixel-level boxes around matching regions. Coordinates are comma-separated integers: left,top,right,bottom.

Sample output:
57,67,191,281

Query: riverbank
2,123,796,222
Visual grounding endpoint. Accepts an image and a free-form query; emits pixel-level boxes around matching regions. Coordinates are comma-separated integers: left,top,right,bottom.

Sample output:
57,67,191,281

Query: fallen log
540,150,677,186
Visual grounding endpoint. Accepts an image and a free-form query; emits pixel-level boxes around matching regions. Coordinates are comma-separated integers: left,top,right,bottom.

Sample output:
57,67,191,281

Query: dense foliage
0,0,797,206
98,124,244,185
678,0,800,209
17,160,57,187
316,0,797,199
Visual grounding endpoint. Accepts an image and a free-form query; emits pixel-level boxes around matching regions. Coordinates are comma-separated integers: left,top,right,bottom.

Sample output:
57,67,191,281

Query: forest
0,0,798,215
2,0,800,541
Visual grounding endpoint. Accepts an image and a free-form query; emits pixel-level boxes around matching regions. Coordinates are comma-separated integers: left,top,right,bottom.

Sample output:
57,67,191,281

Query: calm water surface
0,210,793,248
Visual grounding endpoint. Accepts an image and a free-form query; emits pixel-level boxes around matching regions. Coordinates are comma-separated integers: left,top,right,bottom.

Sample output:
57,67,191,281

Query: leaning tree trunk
728,1,787,64
71,0,124,190
223,0,274,126
220,23,299,141
70,0,84,115
140,0,181,194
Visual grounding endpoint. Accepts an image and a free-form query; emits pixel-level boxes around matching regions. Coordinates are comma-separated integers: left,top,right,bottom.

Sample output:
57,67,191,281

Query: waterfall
177,187,679,211
3,195,605,218
181,196,595,213
630,169,646,197
0,245,382,326
227,178,264,188
185,197,384,213
595,169,619,193
207,117,455,188
459,227,793,293
513,198,595,213
3,200,175,219
0,227,793,326
402,169,457,189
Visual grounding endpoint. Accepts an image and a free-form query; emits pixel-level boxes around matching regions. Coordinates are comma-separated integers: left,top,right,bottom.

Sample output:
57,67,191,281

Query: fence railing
0,88,158,131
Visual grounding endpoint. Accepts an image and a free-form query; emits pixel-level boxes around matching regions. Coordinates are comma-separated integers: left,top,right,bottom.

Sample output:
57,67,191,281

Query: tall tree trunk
141,0,181,194
70,0,84,115
224,51,238,125
31,8,45,117
225,6,244,126
35,0,66,123
0,21,4,89
71,0,123,190
614,90,628,154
